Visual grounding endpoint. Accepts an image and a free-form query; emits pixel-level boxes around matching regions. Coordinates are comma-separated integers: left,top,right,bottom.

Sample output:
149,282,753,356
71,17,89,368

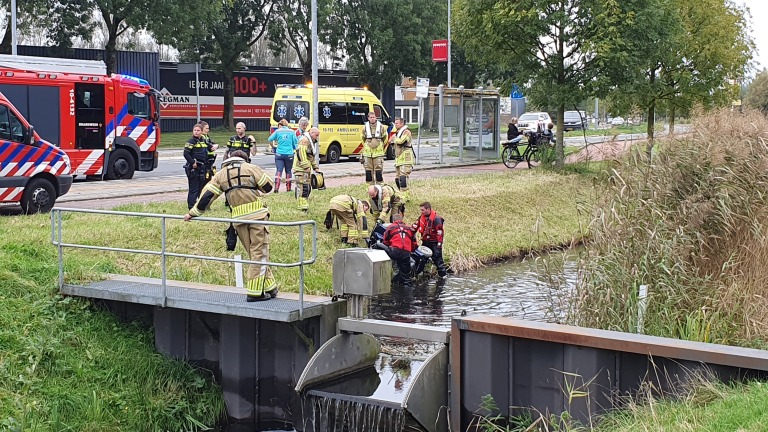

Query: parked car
516,112,552,133
563,110,587,131
609,116,625,126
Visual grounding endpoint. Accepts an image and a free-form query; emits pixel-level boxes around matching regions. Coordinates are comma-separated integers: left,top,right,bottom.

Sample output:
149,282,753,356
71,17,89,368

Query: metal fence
50,207,317,316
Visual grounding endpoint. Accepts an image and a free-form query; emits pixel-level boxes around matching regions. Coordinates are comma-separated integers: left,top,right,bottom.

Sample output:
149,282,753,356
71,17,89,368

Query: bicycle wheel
525,146,540,168
501,146,522,168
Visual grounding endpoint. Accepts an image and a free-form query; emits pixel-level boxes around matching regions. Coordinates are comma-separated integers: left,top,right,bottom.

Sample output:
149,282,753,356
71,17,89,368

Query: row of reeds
567,109,768,346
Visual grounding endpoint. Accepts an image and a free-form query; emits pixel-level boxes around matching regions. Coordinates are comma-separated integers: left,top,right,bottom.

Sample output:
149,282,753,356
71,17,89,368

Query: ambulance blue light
122,75,149,85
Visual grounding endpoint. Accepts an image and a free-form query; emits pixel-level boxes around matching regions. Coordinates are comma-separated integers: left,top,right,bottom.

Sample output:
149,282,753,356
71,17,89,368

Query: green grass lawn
46,170,597,296
159,130,271,149
563,122,663,137
596,380,768,432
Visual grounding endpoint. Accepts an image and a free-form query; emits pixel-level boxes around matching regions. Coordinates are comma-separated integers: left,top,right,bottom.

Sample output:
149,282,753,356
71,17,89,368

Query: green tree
330,0,447,95
453,0,620,170
181,0,275,128
745,70,768,113
89,0,153,75
266,0,335,81
608,0,752,150
0,0,83,53
87,0,216,75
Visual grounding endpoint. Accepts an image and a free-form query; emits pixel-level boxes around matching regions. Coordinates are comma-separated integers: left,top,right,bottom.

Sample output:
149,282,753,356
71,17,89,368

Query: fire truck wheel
107,148,136,180
20,178,56,214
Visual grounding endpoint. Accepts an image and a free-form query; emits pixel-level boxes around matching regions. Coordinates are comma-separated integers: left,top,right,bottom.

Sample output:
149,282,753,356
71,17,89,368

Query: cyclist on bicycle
506,119,524,145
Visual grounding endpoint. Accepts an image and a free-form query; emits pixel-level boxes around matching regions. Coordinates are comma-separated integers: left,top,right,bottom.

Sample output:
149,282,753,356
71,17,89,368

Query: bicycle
501,131,550,169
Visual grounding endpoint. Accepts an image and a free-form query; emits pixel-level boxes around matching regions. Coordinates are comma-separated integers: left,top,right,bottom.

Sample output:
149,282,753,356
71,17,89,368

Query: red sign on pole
432,39,448,62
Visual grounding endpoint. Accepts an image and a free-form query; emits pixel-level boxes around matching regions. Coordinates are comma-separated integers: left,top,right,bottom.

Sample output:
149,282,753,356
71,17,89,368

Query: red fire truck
0,56,160,180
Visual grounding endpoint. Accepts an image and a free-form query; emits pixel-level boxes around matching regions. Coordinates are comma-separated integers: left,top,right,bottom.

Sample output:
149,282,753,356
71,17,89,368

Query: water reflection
369,251,579,327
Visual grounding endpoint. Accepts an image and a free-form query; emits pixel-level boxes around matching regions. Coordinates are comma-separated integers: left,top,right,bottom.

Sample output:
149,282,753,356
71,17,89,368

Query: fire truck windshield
128,92,150,119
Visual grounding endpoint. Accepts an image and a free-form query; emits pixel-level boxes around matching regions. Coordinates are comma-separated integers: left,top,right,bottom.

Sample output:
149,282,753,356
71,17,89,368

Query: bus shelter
414,85,501,163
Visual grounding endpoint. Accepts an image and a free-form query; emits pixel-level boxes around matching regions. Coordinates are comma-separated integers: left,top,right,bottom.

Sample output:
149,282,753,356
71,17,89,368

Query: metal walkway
62,275,336,322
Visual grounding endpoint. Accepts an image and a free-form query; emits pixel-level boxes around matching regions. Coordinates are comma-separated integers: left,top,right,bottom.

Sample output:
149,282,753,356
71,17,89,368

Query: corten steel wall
451,316,768,431
18,45,160,87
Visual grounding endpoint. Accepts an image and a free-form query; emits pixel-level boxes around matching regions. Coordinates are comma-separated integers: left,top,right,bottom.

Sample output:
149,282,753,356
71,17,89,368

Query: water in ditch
369,249,580,327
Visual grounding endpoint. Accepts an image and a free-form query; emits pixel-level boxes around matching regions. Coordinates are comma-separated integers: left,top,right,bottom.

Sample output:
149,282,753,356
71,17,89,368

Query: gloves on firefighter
323,210,334,230
225,223,237,251
376,219,384,225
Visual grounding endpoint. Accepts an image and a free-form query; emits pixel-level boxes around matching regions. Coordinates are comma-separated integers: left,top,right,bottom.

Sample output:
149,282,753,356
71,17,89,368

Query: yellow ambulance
270,85,394,163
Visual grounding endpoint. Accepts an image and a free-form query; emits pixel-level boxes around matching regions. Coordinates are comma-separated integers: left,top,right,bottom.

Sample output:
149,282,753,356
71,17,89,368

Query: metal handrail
50,207,318,318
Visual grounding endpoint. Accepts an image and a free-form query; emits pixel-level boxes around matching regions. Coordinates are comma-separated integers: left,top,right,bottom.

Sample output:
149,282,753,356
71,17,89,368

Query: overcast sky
740,0,766,73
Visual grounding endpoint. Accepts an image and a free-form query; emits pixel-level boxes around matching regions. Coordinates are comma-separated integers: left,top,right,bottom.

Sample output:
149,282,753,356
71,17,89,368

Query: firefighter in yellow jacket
292,127,321,211
326,194,370,246
367,184,405,223
392,117,414,196
183,150,277,302
361,112,389,185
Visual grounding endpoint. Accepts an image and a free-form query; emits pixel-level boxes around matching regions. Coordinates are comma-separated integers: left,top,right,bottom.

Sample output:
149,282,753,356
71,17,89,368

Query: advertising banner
158,65,356,119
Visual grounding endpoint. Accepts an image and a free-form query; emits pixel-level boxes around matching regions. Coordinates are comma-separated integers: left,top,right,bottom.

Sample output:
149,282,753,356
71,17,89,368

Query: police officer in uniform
392,117,414,196
367,184,405,223
361,112,389,185
373,214,417,289
199,121,219,184
227,122,256,159
292,127,321,211
184,150,277,301
326,195,370,246
184,124,216,209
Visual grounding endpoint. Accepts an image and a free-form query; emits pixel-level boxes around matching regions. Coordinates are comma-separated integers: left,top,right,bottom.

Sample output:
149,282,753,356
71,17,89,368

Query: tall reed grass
568,109,768,346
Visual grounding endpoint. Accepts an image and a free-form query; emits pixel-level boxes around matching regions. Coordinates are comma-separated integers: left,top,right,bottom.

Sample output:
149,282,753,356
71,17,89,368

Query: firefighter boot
341,237,348,245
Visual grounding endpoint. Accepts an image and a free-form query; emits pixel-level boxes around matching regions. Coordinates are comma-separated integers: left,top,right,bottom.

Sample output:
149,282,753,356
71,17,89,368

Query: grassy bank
0,222,224,430
44,169,597,296
596,379,768,431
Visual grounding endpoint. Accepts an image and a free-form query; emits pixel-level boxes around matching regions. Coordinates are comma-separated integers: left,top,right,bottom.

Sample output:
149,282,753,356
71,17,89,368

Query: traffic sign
416,77,430,98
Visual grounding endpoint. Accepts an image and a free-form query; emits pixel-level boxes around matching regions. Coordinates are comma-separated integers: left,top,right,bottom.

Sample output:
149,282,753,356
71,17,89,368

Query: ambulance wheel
107,148,135,180
326,143,341,164
20,177,56,214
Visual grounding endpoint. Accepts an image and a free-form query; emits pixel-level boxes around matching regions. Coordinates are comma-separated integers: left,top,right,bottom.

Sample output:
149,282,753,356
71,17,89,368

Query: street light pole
447,0,451,88
11,0,17,56
311,0,319,129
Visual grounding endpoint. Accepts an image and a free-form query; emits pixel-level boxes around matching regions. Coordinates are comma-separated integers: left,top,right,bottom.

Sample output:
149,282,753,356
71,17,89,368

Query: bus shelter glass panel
463,98,480,150
462,98,499,158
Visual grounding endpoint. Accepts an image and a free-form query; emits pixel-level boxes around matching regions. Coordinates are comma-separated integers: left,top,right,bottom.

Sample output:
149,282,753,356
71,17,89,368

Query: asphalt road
135,145,447,179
